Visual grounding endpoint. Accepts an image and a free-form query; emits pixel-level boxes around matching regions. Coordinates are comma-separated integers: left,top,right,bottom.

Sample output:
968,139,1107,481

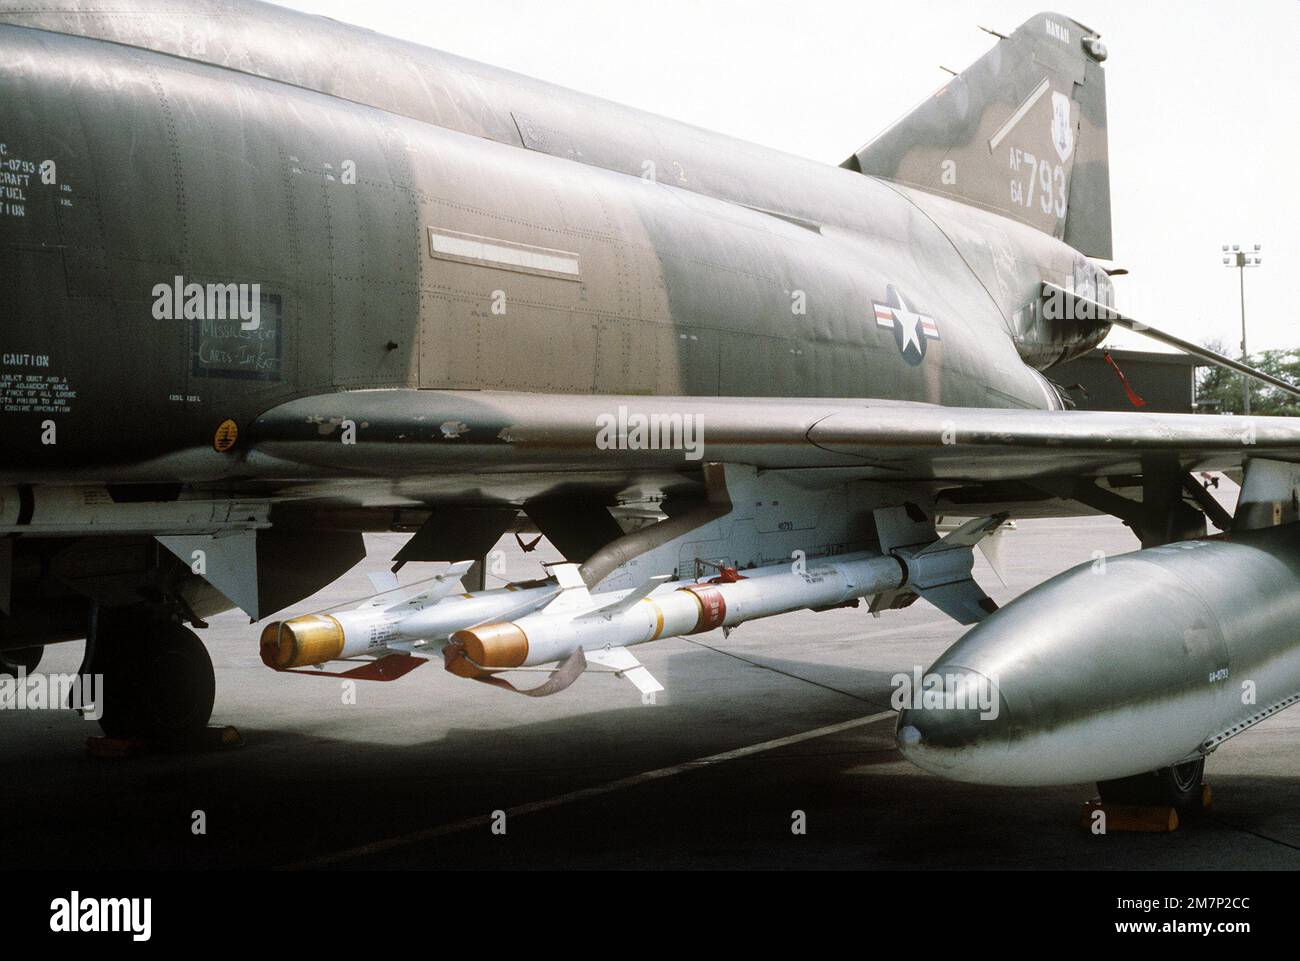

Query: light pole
1222,243,1262,414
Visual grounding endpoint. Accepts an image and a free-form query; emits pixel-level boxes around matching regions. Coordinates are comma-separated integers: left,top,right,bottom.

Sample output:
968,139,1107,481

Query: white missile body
338,582,557,659
260,563,557,669
263,551,911,694
446,552,908,678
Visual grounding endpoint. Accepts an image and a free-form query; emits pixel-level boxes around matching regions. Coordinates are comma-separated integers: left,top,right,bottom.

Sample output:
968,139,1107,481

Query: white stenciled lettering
1046,19,1070,44
0,371,76,415
2,353,50,367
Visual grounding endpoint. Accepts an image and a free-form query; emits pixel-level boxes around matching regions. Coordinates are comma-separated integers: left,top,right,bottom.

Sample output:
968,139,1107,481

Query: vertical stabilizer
844,12,1112,259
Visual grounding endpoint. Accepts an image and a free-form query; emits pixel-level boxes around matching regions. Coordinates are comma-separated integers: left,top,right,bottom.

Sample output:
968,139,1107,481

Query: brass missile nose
445,622,528,678
260,614,345,669
259,622,284,669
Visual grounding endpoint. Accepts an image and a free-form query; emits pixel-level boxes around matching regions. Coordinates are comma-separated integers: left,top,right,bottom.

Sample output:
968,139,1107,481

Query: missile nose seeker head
444,622,529,678
260,614,345,669
895,666,1014,782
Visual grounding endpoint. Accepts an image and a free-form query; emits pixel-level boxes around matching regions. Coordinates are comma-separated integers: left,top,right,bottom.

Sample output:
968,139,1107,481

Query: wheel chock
1080,800,1179,832
1079,783,1211,833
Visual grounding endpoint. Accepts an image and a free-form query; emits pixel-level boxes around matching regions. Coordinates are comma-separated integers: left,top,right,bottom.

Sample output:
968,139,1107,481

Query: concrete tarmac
2,503,1299,870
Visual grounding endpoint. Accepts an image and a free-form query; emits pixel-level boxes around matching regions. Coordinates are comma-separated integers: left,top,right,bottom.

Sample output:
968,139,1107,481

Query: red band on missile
681,584,727,633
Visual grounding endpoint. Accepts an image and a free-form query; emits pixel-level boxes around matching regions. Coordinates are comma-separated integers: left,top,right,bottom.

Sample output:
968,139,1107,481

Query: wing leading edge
237,389,1300,500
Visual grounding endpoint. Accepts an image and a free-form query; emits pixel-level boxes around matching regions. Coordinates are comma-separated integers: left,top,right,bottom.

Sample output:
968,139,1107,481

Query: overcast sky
282,0,1299,354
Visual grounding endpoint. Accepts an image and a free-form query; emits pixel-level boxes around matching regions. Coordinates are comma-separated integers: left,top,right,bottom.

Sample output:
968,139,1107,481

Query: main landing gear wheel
0,646,43,676
97,618,215,746
1097,758,1206,811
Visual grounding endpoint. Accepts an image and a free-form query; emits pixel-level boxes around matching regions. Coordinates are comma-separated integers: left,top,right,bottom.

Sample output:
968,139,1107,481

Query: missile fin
586,646,664,695
897,539,1000,625
620,666,664,695
550,562,588,589
403,560,476,605
277,652,428,682
917,513,1009,553
912,579,999,625
584,574,673,620
363,570,400,601
977,534,1009,588
537,562,596,616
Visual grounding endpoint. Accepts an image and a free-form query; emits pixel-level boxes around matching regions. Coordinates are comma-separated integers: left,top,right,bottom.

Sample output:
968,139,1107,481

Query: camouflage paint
1,1,1102,476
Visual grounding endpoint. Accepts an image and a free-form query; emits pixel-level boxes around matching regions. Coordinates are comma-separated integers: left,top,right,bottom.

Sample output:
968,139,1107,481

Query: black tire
0,646,43,676
98,619,215,744
1098,758,1205,810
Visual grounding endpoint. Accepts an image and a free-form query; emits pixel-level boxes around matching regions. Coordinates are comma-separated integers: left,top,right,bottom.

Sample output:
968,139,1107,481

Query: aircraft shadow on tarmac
3,645,1300,869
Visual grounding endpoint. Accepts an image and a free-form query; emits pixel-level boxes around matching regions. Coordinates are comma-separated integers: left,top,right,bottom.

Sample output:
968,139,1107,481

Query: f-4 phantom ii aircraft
3,1,1300,809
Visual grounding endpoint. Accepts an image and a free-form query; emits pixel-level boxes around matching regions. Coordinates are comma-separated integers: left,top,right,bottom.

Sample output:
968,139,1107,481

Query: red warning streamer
1102,351,1147,408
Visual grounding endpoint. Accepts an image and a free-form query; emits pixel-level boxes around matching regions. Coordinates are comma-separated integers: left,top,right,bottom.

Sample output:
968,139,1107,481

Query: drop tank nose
895,667,1014,782
896,542,1242,786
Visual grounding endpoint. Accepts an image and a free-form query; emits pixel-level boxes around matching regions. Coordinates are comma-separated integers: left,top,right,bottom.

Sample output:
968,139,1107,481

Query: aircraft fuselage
0,15,1105,477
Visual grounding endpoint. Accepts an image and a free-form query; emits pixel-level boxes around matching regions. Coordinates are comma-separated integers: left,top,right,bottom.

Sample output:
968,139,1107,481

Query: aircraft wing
244,390,1300,489
803,404,1292,480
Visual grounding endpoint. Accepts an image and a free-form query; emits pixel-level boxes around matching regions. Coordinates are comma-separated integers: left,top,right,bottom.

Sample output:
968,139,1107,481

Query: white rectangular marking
988,77,1051,152
427,227,581,281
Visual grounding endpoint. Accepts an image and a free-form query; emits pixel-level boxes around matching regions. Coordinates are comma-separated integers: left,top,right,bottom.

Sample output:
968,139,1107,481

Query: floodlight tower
1222,243,1263,414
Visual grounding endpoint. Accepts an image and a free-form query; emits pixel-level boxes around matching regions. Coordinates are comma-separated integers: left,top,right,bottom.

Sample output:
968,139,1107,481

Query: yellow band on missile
644,598,666,640
260,614,345,669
